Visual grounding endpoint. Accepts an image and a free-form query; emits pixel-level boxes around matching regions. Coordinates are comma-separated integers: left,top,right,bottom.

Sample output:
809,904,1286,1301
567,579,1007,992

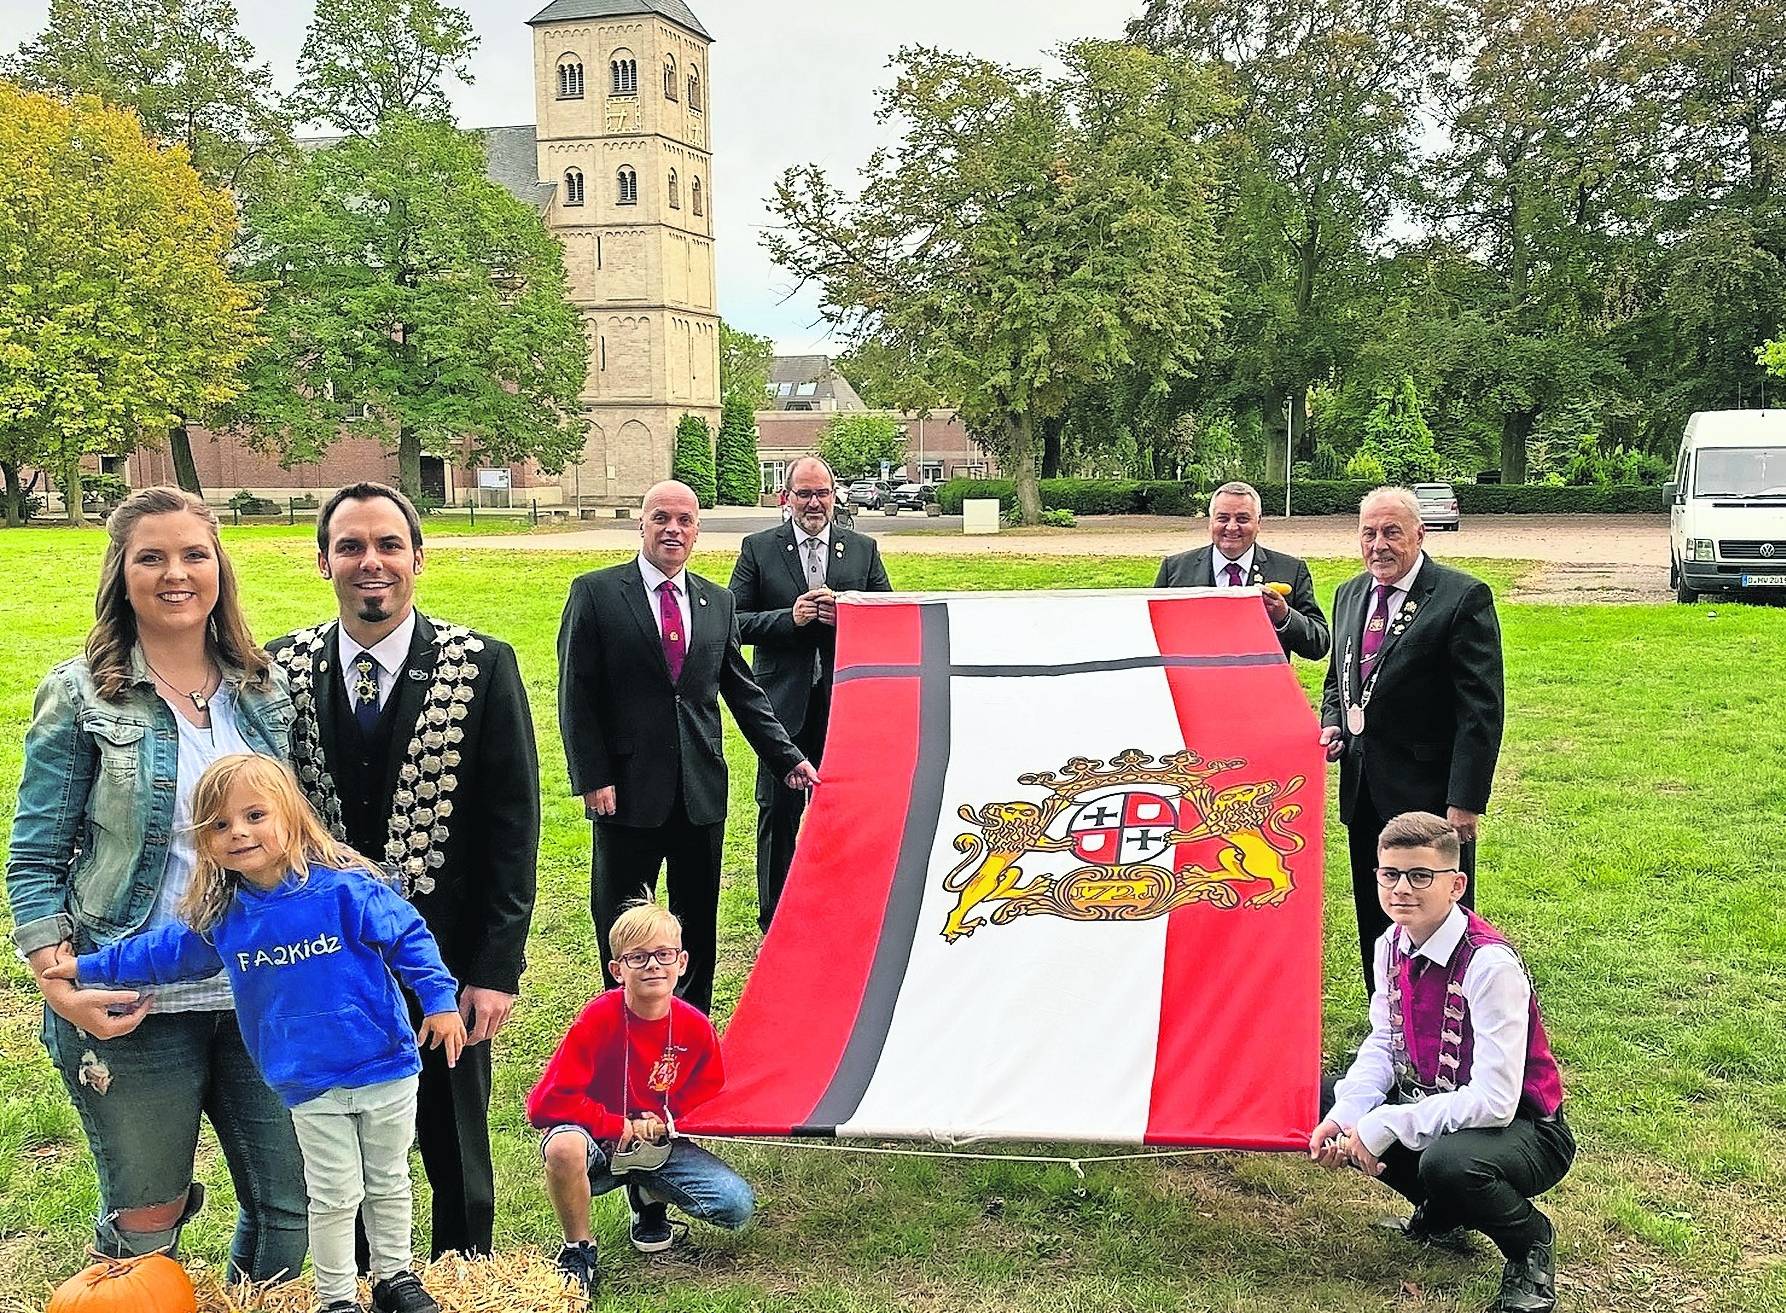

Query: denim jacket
6,648,296,957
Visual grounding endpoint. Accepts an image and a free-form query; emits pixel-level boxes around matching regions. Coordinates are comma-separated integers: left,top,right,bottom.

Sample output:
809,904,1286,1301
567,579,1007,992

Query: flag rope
684,1135,1232,1179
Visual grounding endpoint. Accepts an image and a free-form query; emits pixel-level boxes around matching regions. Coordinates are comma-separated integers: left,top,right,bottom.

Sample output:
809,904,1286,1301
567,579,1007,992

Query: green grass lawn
0,528,1781,1312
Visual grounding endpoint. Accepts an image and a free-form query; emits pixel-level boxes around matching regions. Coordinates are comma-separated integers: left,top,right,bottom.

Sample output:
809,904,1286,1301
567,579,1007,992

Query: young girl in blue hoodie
49,754,465,1313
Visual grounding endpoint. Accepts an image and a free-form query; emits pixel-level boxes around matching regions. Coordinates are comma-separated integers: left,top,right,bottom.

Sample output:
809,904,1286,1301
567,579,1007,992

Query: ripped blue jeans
44,1006,309,1283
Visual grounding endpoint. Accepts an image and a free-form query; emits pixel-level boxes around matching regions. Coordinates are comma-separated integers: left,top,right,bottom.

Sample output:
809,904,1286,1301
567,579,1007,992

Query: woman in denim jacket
6,488,307,1282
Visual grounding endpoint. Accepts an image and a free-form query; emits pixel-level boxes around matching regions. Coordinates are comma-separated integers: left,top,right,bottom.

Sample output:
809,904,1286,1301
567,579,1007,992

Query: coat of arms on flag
941,747,1306,943
683,589,1324,1150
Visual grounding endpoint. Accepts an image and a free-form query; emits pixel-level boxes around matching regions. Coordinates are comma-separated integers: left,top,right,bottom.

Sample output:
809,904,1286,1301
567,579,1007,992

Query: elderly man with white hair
1155,481,1330,661
1319,486,1505,992
556,480,819,1015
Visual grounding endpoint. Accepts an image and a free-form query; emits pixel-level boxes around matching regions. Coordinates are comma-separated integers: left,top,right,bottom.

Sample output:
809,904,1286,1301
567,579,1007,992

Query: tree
835,338,945,411
766,42,1228,523
4,0,289,495
0,84,256,525
1130,0,1456,477
1762,338,1786,379
719,321,774,410
817,413,907,481
289,0,476,134
234,115,586,501
672,413,717,507
1353,374,1439,483
714,391,761,506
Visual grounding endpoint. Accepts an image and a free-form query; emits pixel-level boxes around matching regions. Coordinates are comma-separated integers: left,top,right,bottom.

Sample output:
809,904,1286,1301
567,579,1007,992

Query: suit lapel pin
407,668,429,681
698,595,708,606
785,543,794,551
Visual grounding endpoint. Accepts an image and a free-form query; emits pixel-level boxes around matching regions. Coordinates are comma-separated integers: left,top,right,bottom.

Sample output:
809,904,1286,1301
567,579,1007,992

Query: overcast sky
1,0,1135,356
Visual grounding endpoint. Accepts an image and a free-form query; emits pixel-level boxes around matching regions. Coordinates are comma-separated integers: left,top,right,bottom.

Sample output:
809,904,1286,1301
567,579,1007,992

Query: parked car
846,479,894,509
1413,482,1461,531
890,482,939,514
1667,409,1786,604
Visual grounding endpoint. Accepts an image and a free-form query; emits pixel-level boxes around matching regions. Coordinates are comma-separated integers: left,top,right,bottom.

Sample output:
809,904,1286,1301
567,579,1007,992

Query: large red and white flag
684,589,1323,1150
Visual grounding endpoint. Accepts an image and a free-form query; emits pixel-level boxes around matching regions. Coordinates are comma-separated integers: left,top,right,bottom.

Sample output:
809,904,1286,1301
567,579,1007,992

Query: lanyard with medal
1340,593,1397,735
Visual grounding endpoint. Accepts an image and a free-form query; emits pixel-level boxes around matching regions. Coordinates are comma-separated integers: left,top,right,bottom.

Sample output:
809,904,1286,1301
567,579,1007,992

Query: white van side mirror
1662,481,1681,504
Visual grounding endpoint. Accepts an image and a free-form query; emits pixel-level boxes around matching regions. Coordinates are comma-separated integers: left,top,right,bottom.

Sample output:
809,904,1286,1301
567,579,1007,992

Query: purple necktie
657,580,686,682
1361,583,1393,668
1223,561,1244,587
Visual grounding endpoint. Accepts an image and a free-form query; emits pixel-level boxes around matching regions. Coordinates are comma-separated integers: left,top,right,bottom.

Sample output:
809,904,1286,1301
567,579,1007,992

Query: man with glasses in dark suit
729,456,892,930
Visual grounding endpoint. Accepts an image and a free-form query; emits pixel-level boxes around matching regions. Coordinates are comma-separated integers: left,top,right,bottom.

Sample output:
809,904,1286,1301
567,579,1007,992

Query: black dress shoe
1493,1222,1557,1313
1376,1205,1472,1253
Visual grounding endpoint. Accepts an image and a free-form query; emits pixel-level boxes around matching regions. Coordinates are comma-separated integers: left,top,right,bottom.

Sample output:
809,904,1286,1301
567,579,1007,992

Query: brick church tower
528,0,719,502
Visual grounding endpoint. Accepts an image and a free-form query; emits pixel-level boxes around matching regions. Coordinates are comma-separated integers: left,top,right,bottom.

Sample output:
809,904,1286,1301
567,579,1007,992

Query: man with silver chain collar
268,482,540,1267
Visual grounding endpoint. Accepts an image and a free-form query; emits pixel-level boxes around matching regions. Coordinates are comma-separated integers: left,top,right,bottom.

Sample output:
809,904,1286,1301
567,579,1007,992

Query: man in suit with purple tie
1319,486,1505,993
556,480,818,1013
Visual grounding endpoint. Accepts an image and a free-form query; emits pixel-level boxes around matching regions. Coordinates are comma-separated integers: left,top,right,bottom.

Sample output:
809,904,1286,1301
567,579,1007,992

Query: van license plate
1740,574,1786,587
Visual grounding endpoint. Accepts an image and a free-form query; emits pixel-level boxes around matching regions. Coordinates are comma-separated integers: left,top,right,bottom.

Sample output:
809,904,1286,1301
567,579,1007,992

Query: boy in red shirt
527,901,753,1299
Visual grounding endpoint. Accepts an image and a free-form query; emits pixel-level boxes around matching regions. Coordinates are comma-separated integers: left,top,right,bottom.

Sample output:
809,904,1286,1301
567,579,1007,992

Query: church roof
295,125,556,212
527,0,711,40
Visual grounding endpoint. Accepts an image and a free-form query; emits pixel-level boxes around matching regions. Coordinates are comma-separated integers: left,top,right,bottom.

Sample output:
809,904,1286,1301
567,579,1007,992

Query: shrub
940,476,1663,516
227,489,279,516
714,392,760,506
671,413,717,508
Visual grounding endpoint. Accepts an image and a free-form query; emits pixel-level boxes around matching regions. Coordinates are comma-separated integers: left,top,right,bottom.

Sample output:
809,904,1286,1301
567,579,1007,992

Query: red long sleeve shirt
526,992,723,1140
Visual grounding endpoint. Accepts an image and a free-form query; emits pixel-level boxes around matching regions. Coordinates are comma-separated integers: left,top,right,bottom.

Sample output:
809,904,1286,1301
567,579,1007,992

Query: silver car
1414,482,1461,531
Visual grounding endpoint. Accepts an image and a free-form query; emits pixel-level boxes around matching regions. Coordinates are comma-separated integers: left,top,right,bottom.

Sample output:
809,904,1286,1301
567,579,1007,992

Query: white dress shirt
336,610,417,711
1367,553,1424,626
637,553,693,644
1329,905,1533,1156
797,524,833,587
1211,544,1256,586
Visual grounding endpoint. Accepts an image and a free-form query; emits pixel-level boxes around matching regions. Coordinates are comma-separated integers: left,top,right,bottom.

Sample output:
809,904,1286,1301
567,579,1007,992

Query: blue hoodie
76,862,459,1108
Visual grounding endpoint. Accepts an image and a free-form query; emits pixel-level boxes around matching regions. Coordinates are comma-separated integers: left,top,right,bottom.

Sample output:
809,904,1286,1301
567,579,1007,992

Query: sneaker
318,1304,364,1313
626,1180,674,1253
369,1270,440,1313
554,1240,600,1301
1493,1217,1557,1313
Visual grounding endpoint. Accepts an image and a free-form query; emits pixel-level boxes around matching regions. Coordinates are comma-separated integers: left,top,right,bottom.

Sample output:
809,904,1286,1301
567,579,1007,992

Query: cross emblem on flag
1067,790,1182,865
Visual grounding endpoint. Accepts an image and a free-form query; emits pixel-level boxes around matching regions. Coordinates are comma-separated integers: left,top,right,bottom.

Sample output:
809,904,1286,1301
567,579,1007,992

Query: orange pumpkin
47,1252,196,1313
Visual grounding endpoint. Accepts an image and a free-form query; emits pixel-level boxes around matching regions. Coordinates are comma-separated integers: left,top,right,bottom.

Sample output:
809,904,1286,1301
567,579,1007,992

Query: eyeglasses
1374,866,1460,890
616,948,682,969
789,488,835,501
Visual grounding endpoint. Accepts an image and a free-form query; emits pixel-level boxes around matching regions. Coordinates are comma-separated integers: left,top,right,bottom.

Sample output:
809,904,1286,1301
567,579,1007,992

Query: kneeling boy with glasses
528,901,754,1300
1311,812,1574,1313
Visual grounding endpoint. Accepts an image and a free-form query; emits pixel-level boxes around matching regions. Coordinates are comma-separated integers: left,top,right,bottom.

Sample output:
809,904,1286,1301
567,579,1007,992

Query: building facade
529,0,720,503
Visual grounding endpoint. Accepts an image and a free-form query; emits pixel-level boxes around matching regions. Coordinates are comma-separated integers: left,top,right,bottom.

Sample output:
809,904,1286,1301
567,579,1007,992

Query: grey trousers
290,1074,419,1304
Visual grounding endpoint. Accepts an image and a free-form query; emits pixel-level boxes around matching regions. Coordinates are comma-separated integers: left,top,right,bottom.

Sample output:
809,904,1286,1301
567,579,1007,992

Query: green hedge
936,478,1663,516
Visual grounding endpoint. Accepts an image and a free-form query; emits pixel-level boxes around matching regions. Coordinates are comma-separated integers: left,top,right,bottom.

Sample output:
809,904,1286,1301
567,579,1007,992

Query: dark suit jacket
557,560,803,829
1319,553,1505,824
1154,543,1331,661
269,614,540,996
728,521,893,735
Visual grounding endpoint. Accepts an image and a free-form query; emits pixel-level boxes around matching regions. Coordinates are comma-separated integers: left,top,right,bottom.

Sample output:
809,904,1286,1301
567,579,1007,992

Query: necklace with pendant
145,657,220,716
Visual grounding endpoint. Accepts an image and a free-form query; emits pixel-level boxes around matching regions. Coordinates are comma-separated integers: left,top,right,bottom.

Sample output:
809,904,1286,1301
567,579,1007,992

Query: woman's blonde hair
87,487,269,701
179,754,373,932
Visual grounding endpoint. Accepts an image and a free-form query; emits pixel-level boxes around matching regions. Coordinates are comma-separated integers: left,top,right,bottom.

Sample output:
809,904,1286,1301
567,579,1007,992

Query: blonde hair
179,754,373,931
87,487,269,701
609,899,683,960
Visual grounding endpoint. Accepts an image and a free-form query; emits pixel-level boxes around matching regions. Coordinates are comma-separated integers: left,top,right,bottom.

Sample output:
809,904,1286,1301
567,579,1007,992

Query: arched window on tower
563,168,584,206
668,169,680,210
687,68,702,111
610,50,637,96
691,177,704,217
663,54,678,100
616,165,638,205
556,56,584,99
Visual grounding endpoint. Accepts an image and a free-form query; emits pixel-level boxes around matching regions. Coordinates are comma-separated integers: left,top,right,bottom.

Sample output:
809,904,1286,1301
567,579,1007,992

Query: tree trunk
1,460,22,527
169,418,203,495
1039,414,1063,480
1262,395,1289,483
1501,409,1533,486
63,461,85,525
1291,387,1312,462
397,424,423,502
1007,412,1042,525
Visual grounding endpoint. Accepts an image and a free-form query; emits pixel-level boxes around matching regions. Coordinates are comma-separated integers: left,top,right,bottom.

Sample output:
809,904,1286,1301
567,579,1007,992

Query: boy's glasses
1374,866,1460,890
616,948,682,969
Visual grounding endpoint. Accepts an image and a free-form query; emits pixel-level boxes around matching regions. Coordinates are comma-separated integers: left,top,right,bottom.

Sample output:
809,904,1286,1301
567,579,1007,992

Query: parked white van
1667,409,1786,603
